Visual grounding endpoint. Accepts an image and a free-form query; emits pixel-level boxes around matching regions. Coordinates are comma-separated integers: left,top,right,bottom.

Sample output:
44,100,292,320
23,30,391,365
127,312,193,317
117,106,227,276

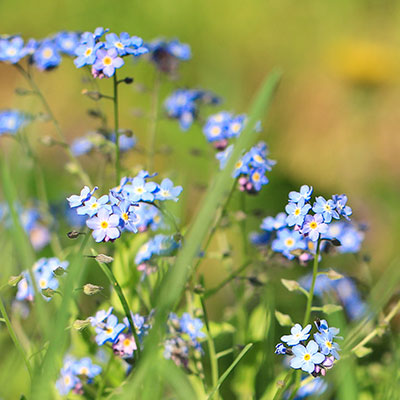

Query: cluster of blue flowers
256,185,359,260
16,257,68,302
56,356,101,396
164,312,205,369
203,111,247,150
147,38,191,74
275,319,341,377
0,32,81,70
0,110,32,136
70,131,137,157
66,172,182,243
88,307,150,362
135,234,181,275
74,27,148,78
164,89,220,131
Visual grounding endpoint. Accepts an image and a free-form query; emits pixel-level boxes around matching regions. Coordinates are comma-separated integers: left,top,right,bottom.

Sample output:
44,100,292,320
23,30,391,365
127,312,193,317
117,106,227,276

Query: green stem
92,250,141,360
14,63,92,186
95,352,114,400
0,296,33,379
113,72,121,185
272,369,295,400
200,296,219,395
147,71,161,172
207,343,253,400
302,237,322,326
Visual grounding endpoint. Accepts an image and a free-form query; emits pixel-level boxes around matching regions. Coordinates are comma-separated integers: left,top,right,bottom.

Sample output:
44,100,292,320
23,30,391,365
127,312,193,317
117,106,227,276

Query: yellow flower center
235,160,243,169
64,375,71,385
122,212,129,221
231,122,241,133
284,238,294,247
254,155,263,163
294,208,301,216
303,353,311,361
309,222,318,230
85,48,93,56
210,126,221,136
103,56,112,66
101,221,109,229
326,341,332,349
324,204,331,211
80,367,89,375
161,190,170,197
115,41,124,49
106,327,113,334
214,114,224,123
91,202,98,209
7,48,17,56
39,279,47,289
253,173,260,182
123,338,132,347
135,187,144,194
42,48,53,59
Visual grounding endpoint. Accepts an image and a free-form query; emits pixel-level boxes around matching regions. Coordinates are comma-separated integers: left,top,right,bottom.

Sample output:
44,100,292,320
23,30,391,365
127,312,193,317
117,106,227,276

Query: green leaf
275,311,293,327
281,279,300,292
322,304,343,314
353,346,373,358
249,305,270,341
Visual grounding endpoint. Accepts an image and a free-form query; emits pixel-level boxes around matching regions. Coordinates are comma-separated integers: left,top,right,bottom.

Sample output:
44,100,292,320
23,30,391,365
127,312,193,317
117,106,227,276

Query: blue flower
0,36,25,63
67,186,98,208
56,366,79,395
74,35,103,68
261,212,287,231
290,340,325,373
112,200,138,233
93,48,124,78
302,214,328,241
180,313,206,340
226,114,246,138
203,111,232,143
312,196,339,223
281,323,312,346
89,307,114,327
72,357,102,379
249,168,269,191
289,185,313,203
95,314,126,345
55,31,80,56
294,377,328,399
86,207,121,242
33,40,61,70
109,132,137,151
326,222,364,253
125,177,158,202
77,194,110,217
285,198,311,227
154,178,183,202
332,194,352,220
271,228,306,260
0,110,31,135
216,145,233,170
71,136,93,156
105,32,148,57
314,330,340,359
274,343,287,355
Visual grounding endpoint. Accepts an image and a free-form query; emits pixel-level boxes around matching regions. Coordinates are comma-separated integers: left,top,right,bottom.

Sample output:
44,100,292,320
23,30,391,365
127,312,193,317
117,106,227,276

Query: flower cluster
66,172,182,243
56,356,101,396
203,111,247,150
147,38,191,74
135,234,181,274
164,313,205,369
256,186,358,261
0,31,80,70
70,131,137,157
164,89,220,131
74,27,148,78
275,320,341,377
0,110,32,136
16,257,69,302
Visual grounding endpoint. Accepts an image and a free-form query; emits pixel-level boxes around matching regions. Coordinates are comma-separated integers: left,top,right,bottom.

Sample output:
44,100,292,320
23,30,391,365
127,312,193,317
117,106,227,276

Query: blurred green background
1,0,400,397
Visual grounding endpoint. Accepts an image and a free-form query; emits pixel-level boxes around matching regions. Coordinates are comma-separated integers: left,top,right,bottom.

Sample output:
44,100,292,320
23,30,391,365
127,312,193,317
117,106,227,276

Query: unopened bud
41,288,56,298
53,267,67,276
73,318,91,331
123,77,134,84
95,254,114,263
67,230,84,239
40,136,57,146
8,275,22,287
83,283,104,296
15,87,32,96
81,89,103,101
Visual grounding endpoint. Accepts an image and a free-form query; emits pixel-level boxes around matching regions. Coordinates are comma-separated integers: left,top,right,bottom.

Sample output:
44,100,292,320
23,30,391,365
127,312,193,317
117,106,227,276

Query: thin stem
302,237,322,326
92,250,141,360
0,296,33,379
147,71,161,172
113,72,121,185
14,63,92,186
200,296,219,396
352,299,400,354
